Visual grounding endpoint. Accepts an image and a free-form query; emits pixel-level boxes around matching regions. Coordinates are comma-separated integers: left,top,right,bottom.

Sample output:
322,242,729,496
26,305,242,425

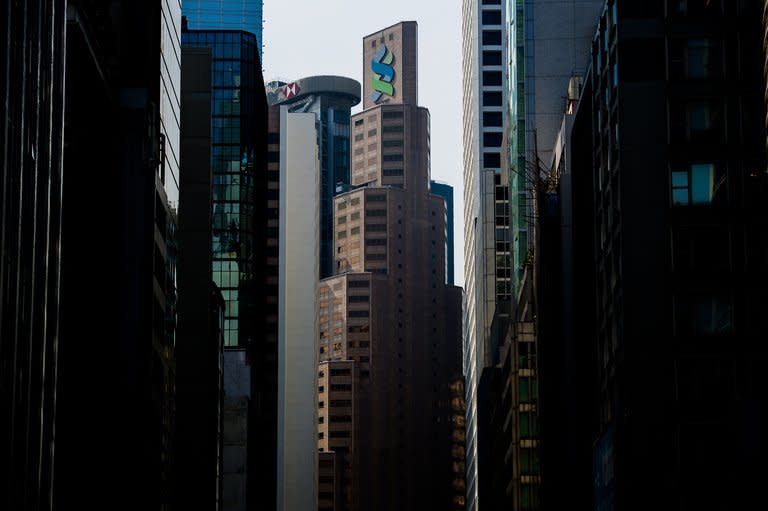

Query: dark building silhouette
565,2,768,509
175,46,226,511
534,75,598,511
181,26,271,510
0,1,66,509
264,104,281,510
54,1,181,508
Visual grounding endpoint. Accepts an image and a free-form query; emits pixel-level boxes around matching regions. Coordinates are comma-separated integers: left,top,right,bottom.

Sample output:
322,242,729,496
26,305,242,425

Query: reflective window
671,164,725,206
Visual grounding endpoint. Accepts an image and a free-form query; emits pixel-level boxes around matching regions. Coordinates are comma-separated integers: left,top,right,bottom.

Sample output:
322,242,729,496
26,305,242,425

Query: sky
263,0,466,287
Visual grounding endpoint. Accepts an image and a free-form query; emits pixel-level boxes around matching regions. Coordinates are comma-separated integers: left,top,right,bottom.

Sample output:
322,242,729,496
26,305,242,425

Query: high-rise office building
176,46,227,511
534,76,598,510
460,2,510,505
53,1,181,507
0,2,66,508
267,76,362,278
276,107,320,511
182,28,261,350
182,0,263,61
571,2,768,509
181,25,268,511
430,180,456,285
317,21,465,511
462,1,602,509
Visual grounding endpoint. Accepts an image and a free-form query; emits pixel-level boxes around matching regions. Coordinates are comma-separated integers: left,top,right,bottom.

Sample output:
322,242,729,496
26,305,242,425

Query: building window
482,30,501,46
483,111,503,127
669,0,722,16
482,50,502,66
671,164,724,206
481,10,502,25
482,91,502,107
383,110,404,119
675,291,733,336
484,132,503,147
673,227,731,272
484,152,501,168
482,71,502,86
684,38,721,79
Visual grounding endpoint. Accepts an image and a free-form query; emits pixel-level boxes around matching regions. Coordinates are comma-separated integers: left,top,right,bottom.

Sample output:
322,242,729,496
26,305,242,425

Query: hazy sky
263,0,466,287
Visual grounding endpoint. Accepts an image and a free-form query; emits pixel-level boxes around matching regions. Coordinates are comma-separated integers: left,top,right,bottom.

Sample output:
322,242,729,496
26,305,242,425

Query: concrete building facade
317,21,465,511
277,108,320,511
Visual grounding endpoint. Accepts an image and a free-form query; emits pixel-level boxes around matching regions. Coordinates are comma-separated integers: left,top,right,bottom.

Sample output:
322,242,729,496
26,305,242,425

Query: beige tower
317,21,465,511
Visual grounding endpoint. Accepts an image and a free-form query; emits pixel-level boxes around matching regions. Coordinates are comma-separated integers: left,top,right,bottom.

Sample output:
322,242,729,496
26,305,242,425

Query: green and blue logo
371,44,395,103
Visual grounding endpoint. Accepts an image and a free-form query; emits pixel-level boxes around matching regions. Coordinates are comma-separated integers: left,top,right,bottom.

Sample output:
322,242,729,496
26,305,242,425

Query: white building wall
277,108,320,511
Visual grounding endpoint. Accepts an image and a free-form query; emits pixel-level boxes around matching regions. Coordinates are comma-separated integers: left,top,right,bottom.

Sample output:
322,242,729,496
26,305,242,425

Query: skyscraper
181,24,269,511
462,1,602,509
54,1,181,507
460,1,511,506
176,45,226,511
267,76,362,278
572,2,768,509
276,107,321,511
182,0,263,61
0,2,65,508
318,21,465,511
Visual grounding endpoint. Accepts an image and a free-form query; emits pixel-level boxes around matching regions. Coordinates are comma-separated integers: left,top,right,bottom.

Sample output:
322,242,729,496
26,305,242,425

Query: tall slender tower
181,25,268,511
317,21,465,511
277,108,320,511
460,1,510,507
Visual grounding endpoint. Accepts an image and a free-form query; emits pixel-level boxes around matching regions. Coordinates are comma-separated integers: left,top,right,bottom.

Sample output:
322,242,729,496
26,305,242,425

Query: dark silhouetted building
176,46,226,511
570,2,768,509
54,1,181,508
534,75,598,511
0,2,66,509
182,25,270,511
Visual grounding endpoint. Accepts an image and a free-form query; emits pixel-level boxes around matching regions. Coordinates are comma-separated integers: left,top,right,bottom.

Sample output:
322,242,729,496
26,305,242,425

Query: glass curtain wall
182,30,258,347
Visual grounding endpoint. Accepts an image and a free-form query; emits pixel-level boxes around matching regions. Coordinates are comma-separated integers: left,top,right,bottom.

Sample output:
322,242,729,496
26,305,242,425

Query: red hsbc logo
283,82,300,98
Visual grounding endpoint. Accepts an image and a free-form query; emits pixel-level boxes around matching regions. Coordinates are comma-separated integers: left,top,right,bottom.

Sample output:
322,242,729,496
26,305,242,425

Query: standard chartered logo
371,44,395,103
